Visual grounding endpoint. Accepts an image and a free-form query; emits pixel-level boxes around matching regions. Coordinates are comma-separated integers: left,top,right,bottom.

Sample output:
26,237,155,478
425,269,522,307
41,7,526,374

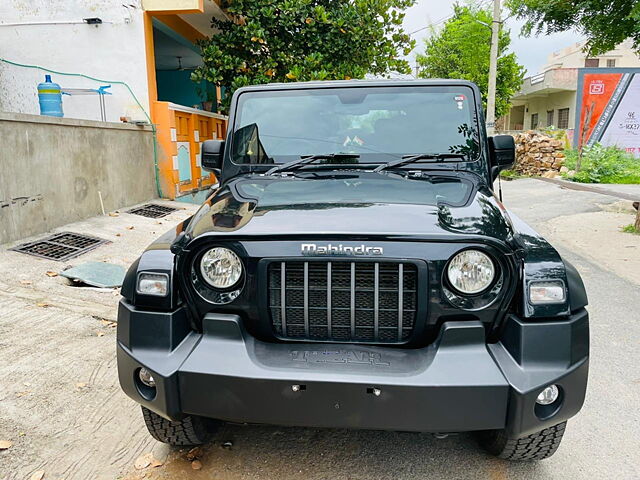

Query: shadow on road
128,423,551,480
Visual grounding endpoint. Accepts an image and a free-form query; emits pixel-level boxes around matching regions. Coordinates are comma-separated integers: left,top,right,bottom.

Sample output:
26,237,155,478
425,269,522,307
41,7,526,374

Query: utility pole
486,0,500,136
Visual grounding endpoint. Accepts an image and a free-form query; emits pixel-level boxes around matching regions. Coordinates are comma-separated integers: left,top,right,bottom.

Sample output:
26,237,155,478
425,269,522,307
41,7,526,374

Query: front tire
142,407,219,446
477,422,567,461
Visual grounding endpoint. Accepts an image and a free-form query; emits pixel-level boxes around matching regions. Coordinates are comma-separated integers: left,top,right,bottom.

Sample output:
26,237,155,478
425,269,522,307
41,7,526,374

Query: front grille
268,261,418,343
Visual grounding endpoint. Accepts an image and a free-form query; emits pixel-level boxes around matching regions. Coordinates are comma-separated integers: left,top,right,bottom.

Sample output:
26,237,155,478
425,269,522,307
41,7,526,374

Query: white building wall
543,39,640,71
0,0,150,122
522,91,577,130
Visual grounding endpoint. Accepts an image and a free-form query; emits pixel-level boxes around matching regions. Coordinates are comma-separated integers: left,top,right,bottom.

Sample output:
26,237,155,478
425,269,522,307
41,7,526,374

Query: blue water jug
38,74,63,117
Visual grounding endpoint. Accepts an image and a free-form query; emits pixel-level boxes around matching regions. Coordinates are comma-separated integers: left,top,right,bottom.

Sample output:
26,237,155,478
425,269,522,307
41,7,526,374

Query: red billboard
576,69,640,156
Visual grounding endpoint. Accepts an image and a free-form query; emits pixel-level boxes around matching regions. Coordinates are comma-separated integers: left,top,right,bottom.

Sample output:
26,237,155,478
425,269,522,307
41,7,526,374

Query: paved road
1,180,638,480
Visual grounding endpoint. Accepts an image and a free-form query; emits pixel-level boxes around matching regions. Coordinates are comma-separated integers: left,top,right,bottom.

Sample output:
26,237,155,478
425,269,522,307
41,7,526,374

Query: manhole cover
10,232,110,261
128,203,178,219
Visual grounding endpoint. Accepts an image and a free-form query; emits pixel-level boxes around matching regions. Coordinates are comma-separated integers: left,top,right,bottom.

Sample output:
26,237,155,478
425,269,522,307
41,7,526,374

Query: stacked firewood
513,131,566,177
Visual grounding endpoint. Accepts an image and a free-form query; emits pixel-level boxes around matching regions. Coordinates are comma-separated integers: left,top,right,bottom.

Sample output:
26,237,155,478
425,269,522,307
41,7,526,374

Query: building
503,40,640,133
0,0,229,202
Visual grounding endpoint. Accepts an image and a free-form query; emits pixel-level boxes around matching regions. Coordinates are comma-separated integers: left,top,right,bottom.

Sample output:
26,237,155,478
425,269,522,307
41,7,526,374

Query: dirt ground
1,180,639,480
0,201,199,480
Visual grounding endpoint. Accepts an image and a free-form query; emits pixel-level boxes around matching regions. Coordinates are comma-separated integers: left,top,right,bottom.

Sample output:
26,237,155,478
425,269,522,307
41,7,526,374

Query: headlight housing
447,250,495,294
200,247,243,289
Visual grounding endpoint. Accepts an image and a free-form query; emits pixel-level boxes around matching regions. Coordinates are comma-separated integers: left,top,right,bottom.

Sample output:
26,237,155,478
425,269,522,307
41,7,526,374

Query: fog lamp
136,272,169,297
138,368,156,388
536,385,559,405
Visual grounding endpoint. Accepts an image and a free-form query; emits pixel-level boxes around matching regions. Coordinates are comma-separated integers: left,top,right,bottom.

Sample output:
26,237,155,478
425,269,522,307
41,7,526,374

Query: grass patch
499,169,523,180
562,144,640,184
621,224,640,235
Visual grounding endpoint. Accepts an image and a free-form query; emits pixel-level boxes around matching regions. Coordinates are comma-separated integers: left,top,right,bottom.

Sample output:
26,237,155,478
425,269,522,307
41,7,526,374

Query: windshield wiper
373,153,465,172
265,153,361,175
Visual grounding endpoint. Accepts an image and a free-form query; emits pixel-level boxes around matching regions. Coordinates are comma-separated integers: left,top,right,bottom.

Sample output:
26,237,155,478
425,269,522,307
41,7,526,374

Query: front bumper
117,301,589,436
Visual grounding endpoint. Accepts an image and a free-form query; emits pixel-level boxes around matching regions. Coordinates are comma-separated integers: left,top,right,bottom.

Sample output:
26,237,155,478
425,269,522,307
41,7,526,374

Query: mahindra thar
117,80,589,461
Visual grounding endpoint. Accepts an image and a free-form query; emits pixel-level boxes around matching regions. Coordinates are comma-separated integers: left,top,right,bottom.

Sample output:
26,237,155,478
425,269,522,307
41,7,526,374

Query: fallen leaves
36,302,51,308
134,453,163,470
126,226,135,230
45,271,58,277
185,447,203,461
16,390,32,398
19,280,32,286
0,440,12,450
108,212,120,217
76,382,87,389
95,331,105,337
30,471,45,480
134,453,153,470
191,460,203,470
100,319,117,328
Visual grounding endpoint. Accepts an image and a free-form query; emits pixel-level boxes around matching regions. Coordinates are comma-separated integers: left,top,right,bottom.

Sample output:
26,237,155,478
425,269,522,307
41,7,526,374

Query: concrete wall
0,0,149,123
0,112,157,244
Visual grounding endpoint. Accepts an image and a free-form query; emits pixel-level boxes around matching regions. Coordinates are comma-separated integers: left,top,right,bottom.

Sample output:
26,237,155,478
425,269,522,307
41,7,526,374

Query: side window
546,110,554,127
584,58,600,68
557,108,570,129
531,113,539,130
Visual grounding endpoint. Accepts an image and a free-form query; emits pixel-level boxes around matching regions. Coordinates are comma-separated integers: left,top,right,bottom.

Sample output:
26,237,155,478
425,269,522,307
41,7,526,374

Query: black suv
117,80,589,461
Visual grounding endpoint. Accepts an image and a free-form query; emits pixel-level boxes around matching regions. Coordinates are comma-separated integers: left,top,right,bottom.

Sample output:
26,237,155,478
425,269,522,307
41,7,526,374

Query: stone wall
513,131,567,177
0,112,157,244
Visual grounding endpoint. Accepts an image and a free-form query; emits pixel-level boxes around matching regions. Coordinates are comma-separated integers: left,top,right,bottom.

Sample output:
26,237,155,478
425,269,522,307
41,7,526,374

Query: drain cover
10,232,110,261
128,203,178,219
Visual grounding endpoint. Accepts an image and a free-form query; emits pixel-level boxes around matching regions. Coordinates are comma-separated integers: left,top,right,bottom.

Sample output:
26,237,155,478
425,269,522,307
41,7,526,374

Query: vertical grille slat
398,263,403,342
280,262,287,336
327,262,332,339
303,262,310,337
269,260,418,344
374,262,379,342
350,262,356,338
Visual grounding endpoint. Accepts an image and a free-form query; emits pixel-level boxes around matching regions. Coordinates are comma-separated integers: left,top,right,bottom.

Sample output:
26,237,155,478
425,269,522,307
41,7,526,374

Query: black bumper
117,301,589,436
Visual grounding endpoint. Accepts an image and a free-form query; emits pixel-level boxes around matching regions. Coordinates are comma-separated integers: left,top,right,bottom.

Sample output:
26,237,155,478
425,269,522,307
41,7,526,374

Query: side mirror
202,140,224,175
489,135,515,180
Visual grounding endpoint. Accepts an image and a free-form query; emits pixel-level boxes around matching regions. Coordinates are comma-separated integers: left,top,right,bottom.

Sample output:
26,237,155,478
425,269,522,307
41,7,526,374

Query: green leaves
192,0,416,112
415,4,524,119
506,0,640,56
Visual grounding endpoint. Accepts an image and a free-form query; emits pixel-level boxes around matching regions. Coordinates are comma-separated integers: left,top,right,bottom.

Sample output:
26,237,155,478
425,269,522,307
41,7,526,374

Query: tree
192,0,415,112
505,0,640,55
415,4,524,119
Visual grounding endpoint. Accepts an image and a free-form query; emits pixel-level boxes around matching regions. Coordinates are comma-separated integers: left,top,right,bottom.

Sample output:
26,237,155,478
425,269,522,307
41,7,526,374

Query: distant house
502,40,640,132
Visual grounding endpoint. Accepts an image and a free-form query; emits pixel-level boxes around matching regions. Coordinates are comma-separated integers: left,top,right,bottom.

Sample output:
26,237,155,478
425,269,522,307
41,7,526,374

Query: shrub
621,224,640,235
563,144,640,184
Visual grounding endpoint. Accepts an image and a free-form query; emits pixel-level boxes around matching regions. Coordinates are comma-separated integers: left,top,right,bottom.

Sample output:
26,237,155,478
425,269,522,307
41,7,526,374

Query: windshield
231,85,480,165
234,174,473,207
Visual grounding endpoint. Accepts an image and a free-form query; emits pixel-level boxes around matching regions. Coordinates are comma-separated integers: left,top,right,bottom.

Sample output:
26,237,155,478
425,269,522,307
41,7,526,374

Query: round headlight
200,247,243,289
447,250,495,294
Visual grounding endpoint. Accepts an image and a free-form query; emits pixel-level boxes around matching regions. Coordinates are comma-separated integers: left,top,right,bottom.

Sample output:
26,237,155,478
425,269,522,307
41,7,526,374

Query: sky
402,0,584,76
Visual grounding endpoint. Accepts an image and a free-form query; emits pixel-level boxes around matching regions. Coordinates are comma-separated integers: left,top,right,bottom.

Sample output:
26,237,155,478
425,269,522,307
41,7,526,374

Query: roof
234,78,480,93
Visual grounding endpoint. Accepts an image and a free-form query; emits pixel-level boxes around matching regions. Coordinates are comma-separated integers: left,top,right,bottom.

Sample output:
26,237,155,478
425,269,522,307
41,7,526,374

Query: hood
185,173,513,242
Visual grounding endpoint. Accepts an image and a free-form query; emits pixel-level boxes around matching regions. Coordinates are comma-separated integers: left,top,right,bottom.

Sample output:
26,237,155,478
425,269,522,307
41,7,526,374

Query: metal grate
268,261,418,344
10,232,110,261
128,203,178,219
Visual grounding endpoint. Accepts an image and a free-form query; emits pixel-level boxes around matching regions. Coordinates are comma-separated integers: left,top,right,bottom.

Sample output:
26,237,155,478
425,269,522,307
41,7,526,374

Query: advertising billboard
575,68,640,157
